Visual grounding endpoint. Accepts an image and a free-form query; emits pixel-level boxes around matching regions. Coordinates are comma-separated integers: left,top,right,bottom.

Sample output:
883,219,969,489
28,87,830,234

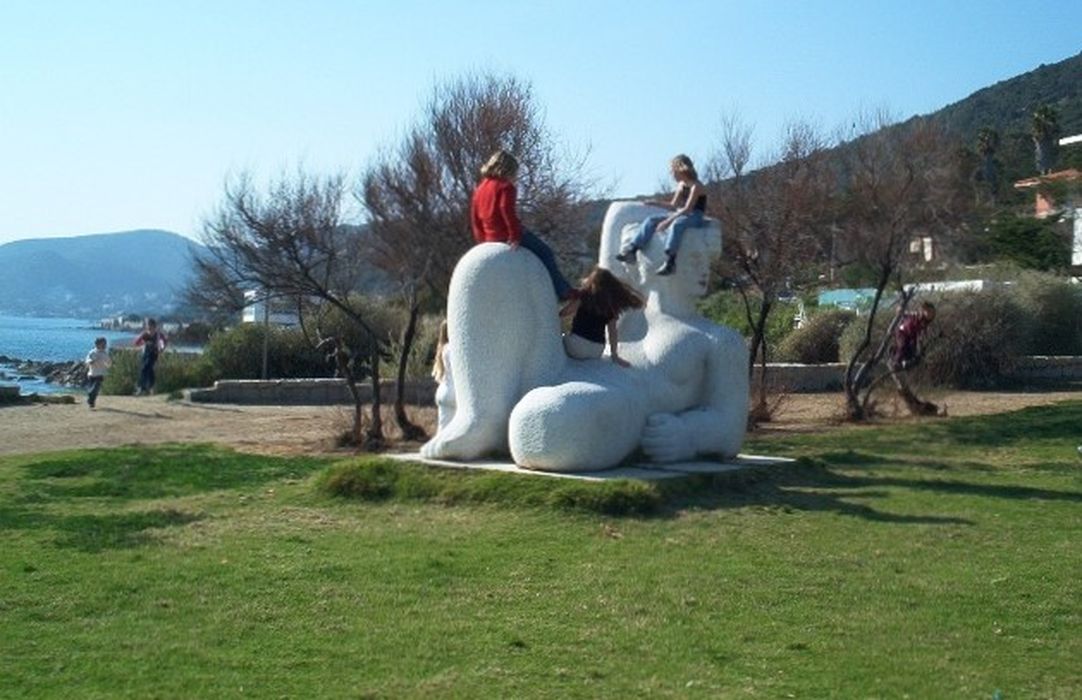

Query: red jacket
471,177,522,244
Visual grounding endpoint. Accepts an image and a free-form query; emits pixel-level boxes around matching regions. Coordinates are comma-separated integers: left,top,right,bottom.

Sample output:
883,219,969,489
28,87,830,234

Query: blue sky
1,1,1079,244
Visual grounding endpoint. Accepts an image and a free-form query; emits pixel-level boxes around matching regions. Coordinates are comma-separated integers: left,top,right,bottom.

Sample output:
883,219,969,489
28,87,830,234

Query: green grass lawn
1,402,1080,698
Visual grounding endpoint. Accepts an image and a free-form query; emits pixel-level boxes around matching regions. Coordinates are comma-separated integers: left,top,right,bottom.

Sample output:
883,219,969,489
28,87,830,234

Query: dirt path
0,390,1078,457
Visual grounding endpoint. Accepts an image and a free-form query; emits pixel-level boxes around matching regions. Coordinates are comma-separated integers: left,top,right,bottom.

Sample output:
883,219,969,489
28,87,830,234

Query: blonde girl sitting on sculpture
560,266,643,367
615,154,707,276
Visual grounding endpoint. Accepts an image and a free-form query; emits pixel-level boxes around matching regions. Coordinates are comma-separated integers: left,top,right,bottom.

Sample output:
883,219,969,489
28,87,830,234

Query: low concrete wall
185,356,1082,405
187,378,438,406
1011,355,1082,382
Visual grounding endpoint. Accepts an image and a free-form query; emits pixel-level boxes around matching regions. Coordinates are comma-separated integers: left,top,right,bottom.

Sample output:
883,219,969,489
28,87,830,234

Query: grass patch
1,403,1080,697
318,458,664,516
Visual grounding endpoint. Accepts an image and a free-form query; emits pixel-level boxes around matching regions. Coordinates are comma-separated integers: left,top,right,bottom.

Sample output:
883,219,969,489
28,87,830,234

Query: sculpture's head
620,222,721,301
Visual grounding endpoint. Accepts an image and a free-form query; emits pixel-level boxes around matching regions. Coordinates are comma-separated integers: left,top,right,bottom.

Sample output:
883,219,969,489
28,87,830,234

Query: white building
241,290,300,326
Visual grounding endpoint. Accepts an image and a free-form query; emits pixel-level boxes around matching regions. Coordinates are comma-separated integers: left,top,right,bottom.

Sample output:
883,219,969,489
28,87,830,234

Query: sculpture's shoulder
678,314,746,353
450,242,552,299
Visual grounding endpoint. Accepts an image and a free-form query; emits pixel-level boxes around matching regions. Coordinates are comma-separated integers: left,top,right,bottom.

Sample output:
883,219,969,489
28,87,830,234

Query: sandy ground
1,389,1079,457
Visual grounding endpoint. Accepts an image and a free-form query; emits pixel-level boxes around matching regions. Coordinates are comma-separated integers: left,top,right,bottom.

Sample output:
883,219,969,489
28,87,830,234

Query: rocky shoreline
0,355,88,388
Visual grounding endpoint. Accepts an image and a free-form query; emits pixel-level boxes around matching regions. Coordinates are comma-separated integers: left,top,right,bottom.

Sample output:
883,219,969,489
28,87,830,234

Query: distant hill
933,52,1081,142
0,230,205,317
925,51,1082,182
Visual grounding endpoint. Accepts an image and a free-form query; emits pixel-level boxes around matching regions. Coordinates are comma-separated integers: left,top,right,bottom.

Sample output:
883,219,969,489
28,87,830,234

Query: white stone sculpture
421,201,749,472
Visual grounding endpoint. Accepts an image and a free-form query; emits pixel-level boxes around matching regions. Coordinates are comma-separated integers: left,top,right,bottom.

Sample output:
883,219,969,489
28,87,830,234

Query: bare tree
835,114,966,420
361,72,596,438
709,115,834,420
187,170,386,447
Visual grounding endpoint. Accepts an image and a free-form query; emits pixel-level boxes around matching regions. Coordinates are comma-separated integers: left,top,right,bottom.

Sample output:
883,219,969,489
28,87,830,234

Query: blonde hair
480,150,519,180
670,154,698,181
431,320,449,383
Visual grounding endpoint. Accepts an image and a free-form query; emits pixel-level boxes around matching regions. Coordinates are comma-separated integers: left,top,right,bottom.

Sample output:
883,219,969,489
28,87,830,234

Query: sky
1,1,1080,245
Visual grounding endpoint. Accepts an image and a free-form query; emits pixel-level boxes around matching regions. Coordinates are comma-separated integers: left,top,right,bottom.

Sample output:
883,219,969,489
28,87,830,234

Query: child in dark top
471,150,577,301
560,266,644,367
616,154,708,276
892,301,936,370
133,318,167,395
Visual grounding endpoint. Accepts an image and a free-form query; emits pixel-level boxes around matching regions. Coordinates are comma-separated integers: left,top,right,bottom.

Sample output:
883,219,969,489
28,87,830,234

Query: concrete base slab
386,452,795,482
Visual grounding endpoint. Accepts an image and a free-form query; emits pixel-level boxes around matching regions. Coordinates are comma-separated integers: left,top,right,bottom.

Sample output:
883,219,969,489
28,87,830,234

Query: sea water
0,315,141,394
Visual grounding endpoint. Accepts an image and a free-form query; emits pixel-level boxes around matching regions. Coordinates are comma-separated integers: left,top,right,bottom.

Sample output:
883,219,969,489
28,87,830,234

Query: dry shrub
915,289,1027,388
1012,271,1082,355
776,309,855,363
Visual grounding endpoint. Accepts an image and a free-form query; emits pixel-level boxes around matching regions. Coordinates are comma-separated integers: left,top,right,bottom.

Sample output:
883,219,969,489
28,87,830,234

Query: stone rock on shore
2,358,88,387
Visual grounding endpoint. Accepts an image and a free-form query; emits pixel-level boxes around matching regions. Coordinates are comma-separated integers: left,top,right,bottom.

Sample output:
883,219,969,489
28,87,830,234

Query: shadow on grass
2,444,330,552
0,503,203,552
17,443,328,501
937,401,1082,447
95,406,175,419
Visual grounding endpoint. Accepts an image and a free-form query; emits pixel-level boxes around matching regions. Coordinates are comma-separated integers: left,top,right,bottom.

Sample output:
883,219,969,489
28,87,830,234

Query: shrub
917,289,1028,388
1011,271,1082,355
978,213,1071,271
776,309,855,363
698,290,800,350
837,289,1030,389
101,350,213,395
838,310,892,366
200,324,328,381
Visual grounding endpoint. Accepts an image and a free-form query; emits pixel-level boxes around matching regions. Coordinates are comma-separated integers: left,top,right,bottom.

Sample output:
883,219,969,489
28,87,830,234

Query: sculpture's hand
641,412,695,463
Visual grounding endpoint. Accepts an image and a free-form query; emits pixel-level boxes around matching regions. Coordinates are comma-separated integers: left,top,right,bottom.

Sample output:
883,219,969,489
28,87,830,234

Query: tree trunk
393,302,427,441
843,283,887,421
749,297,773,421
889,368,939,416
367,346,384,449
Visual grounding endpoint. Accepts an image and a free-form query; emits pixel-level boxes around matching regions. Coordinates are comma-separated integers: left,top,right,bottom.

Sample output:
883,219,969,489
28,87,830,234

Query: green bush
776,309,855,363
698,290,799,350
1011,271,1082,355
101,350,213,395
977,213,1071,271
200,324,328,380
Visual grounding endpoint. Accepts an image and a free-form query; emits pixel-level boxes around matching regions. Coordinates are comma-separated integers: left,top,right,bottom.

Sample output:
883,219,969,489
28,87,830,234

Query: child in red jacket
892,301,936,370
471,150,576,301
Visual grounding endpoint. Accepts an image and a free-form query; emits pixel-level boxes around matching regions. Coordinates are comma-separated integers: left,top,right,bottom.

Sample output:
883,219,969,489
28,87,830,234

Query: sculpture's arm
640,330,749,462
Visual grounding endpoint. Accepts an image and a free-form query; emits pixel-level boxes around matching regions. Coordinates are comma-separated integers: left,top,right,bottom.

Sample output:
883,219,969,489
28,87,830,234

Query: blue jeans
520,229,573,300
86,376,103,406
628,210,705,255
139,353,158,392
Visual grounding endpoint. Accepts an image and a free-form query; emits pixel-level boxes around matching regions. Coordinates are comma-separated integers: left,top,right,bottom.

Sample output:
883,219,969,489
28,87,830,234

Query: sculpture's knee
510,382,644,472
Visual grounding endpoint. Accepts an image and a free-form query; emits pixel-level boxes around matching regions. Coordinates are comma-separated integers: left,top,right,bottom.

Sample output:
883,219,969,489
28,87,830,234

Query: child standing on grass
133,318,167,395
616,154,708,276
471,150,578,302
560,266,644,366
85,337,111,409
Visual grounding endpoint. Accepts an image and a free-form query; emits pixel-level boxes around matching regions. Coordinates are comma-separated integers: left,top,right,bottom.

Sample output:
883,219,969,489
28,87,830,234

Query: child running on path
471,150,577,301
560,266,644,367
616,154,708,276
85,337,111,409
